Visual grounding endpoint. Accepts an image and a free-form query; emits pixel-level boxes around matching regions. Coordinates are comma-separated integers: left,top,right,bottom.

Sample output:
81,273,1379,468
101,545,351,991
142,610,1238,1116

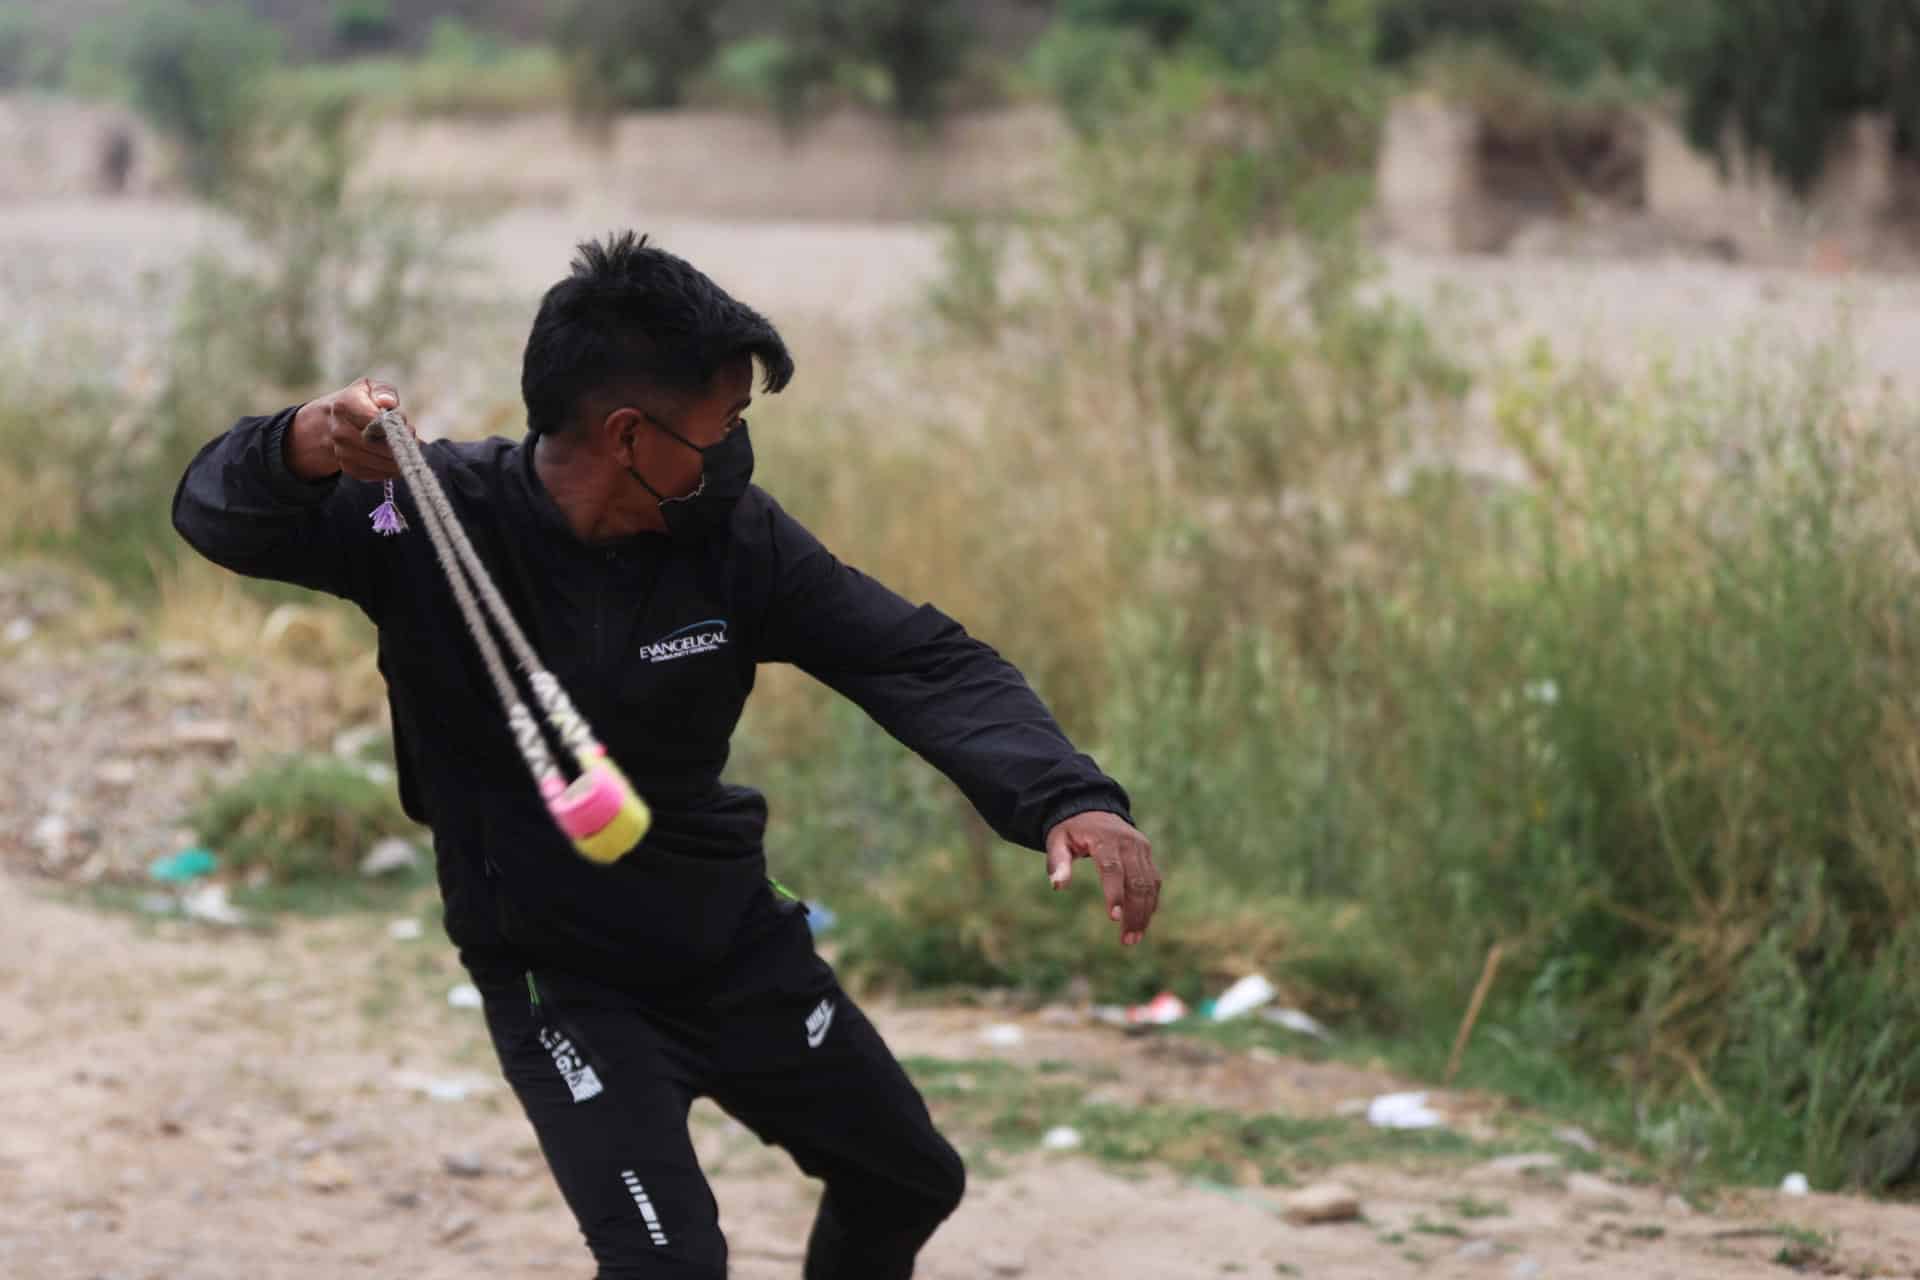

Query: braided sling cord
368,409,601,786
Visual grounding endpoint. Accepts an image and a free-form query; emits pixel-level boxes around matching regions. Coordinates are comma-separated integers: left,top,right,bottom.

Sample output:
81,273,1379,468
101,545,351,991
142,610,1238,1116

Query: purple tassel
370,480,407,536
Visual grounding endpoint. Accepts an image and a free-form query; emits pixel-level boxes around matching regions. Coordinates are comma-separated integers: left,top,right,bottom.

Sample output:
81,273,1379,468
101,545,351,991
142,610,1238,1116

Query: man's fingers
1113,839,1160,945
335,433,397,470
363,377,400,411
333,430,401,480
1091,846,1127,927
331,379,401,435
1044,825,1073,891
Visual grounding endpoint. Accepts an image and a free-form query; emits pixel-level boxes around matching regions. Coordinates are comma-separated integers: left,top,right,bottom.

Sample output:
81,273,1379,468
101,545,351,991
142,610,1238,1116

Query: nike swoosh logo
806,1004,835,1049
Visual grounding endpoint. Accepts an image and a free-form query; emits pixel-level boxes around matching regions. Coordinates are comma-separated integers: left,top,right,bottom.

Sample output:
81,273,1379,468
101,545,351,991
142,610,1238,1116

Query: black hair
521,231,794,437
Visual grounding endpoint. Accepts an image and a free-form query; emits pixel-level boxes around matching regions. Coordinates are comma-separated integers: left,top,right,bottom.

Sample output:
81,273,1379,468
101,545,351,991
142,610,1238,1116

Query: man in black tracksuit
172,232,1162,1279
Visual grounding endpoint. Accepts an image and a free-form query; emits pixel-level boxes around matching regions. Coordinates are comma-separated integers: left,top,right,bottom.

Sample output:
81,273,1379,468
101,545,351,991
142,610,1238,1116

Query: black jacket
172,407,1131,994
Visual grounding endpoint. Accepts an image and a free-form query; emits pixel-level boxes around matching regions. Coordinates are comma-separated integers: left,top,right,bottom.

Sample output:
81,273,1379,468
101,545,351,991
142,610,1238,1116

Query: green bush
1376,0,1687,88
742,13,1920,1185
554,0,719,116
771,315,1920,1185
1025,21,1157,136
1056,0,1364,75
775,0,976,127
709,36,792,94
331,0,396,54
1680,0,1920,195
1059,0,1199,49
423,16,507,66
0,90,470,587
192,753,418,883
266,41,566,119
0,9,63,90
175,95,464,394
113,1,282,196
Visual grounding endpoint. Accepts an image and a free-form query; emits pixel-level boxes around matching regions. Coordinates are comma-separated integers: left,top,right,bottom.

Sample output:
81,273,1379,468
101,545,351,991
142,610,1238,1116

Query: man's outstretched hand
1045,811,1161,947
288,377,416,482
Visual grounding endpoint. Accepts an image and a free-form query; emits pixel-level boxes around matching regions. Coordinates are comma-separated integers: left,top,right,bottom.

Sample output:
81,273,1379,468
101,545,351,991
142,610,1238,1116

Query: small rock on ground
1283,1183,1360,1225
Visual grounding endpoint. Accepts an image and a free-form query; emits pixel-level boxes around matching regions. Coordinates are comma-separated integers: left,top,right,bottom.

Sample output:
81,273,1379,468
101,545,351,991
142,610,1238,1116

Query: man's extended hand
1044,811,1161,947
287,377,415,482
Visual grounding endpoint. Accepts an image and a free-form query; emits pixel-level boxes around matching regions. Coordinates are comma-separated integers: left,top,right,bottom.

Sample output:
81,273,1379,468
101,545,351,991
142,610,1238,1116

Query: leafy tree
330,0,396,54
1059,0,1200,49
118,1,281,196
1680,0,1920,194
1374,0,1684,88
1056,0,1368,77
0,9,64,90
779,0,976,126
554,0,720,115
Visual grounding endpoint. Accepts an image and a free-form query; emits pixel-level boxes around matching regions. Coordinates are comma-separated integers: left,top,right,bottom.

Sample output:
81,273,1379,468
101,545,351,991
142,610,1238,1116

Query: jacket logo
638,619,728,664
538,1026,604,1103
805,998,835,1049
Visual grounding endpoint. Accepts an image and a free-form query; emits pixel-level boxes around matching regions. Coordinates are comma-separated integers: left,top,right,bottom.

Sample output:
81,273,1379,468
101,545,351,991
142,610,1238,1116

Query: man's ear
601,406,643,459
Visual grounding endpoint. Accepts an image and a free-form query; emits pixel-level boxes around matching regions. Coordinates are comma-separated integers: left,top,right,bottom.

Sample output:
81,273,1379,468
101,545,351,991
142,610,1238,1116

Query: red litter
1125,992,1188,1026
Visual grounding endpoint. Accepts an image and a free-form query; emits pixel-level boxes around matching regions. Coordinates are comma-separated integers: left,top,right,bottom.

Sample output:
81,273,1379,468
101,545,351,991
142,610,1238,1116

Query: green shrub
555,0,719,116
1056,0,1365,75
423,16,507,66
1025,21,1157,136
114,1,282,196
752,15,1920,1183
1680,0,1920,195
774,0,976,127
192,753,418,883
175,94,464,394
0,93,470,587
1375,0,1689,89
331,0,396,54
266,42,566,119
702,35,793,110
0,8,63,90
1059,0,1200,49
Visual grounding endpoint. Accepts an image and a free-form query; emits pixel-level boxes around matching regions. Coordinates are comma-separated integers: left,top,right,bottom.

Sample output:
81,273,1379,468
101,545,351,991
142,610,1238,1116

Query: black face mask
628,418,755,541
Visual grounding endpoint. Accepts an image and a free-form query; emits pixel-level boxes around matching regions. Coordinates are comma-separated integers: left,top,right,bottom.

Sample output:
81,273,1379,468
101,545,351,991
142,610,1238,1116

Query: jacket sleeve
170,405,383,609
752,497,1132,851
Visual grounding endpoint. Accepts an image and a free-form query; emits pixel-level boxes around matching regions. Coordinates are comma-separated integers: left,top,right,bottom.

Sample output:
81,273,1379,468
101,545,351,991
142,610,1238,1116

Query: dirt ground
2,855,1918,1280
5,197,1920,1277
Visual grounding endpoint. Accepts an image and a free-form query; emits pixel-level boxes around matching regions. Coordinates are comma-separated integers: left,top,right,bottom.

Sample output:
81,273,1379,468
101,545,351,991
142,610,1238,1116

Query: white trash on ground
446,983,483,1010
1210,974,1277,1021
387,917,424,941
1041,1126,1082,1151
181,884,248,927
980,1023,1025,1048
1780,1172,1810,1196
1367,1091,1446,1130
391,1071,495,1101
1260,1007,1333,1041
359,838,420,877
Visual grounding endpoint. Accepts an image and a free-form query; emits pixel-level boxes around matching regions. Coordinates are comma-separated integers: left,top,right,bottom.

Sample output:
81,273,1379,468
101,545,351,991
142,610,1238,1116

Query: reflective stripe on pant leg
476,970,727,1278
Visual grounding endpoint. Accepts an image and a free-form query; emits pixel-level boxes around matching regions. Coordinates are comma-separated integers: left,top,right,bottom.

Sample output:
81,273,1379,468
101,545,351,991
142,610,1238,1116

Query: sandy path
1,867,1916,1280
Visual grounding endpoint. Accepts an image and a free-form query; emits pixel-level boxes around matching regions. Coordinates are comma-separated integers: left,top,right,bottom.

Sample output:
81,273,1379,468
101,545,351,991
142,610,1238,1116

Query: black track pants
474,918,966,1279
